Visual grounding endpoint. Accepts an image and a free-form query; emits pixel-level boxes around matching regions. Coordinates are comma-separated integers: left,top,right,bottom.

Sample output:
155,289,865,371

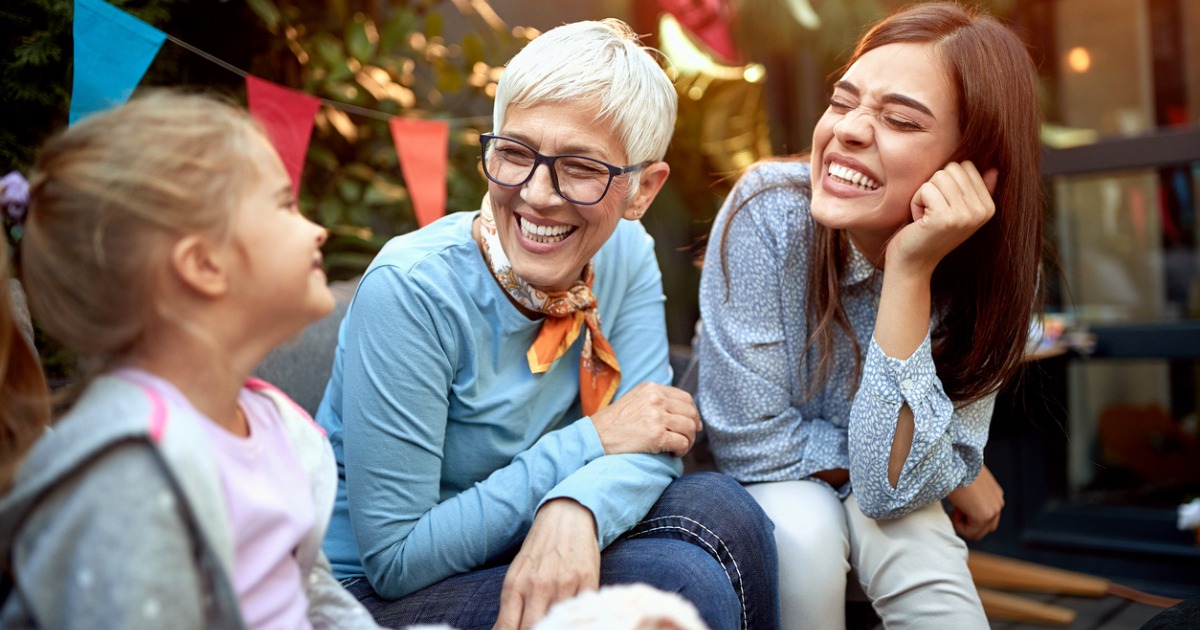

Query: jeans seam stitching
625,516,748,630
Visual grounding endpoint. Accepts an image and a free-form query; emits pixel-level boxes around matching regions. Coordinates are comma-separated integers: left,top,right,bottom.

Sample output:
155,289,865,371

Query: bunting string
163,34,490,127
71,0,476,225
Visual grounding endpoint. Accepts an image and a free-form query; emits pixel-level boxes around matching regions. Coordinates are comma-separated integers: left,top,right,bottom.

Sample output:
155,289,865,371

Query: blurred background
4,0,1199,600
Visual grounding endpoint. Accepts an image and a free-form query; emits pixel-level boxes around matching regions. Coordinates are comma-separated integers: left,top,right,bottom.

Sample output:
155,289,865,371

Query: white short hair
493,19,678,165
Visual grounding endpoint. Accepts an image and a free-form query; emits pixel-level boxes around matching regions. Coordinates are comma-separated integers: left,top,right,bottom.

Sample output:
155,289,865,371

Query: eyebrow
275,185,294,201
503,131,611,159
834,80,936,119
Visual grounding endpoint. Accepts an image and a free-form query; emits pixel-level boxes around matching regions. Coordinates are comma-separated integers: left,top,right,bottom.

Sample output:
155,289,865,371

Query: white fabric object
1178,498,1200,530
534,583,709,630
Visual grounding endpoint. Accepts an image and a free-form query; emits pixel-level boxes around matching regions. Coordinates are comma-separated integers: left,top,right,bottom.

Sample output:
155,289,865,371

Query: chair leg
977,587,1076,626
968,550,1109,596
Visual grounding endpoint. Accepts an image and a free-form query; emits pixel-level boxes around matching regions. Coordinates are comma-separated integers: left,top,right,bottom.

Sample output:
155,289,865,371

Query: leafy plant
244,0,533,279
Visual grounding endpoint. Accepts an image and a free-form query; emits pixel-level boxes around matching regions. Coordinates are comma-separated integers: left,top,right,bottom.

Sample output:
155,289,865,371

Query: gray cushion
254,278,359,417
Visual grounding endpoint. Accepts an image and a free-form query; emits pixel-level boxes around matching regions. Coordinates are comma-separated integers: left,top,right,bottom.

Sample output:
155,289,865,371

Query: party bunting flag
70,0,166,125
389,117,449,227
246,76,321,196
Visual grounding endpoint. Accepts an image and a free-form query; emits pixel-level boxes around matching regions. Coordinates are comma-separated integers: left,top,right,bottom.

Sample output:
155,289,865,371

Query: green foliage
0,0,188,169
244,0,532,280
1,0,200,379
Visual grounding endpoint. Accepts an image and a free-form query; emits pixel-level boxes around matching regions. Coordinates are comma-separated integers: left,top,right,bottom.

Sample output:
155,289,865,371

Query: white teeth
828,163,879,190
519,217,575,243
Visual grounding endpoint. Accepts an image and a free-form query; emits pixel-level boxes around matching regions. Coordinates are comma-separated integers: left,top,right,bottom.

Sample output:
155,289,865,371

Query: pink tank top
120,369,315,629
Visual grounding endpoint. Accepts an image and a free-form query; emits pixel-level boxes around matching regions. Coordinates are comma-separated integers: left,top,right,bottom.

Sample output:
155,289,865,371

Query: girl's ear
170,235,229,298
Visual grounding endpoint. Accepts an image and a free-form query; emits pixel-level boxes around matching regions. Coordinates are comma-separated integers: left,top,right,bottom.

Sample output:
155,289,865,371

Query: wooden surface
986,592,1165,629
855,594,1166,630
969,551,1110,597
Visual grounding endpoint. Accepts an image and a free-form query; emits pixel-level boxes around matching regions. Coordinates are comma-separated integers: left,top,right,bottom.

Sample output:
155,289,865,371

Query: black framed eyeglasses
480,134,647,206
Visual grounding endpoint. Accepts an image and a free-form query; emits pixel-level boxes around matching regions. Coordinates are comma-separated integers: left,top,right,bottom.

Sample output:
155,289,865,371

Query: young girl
697,3,1042,629
0,91,380,629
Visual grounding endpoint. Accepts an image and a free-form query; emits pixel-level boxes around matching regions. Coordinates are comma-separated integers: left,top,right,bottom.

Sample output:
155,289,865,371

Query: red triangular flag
389,117,449,228
246,76,320,196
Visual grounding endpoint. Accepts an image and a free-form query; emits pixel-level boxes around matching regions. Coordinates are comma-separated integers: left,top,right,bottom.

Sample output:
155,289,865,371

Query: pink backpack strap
137,384,169,442
244,377,326,436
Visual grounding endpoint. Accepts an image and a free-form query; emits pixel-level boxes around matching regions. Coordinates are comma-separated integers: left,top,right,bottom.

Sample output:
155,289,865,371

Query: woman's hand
494,499,601,630
589,382,701,457
946,465,1004,540
887,161,999,275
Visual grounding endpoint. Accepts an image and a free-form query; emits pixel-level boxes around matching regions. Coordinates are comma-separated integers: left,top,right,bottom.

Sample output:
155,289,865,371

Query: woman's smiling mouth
518,215,577,244
827,162,880,191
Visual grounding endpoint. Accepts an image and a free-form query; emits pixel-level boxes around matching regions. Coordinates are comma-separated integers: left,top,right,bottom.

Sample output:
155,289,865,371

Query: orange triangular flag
389,117,449,227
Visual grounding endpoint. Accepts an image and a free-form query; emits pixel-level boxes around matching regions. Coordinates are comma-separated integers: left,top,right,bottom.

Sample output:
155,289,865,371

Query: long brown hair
725,2,1044,404
1,250,50,492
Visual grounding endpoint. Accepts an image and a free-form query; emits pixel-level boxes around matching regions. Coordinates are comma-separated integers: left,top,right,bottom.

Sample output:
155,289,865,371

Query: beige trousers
745,480,987,630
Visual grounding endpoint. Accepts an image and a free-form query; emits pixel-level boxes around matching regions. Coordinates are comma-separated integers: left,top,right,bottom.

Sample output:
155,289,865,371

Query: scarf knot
478,205,621,416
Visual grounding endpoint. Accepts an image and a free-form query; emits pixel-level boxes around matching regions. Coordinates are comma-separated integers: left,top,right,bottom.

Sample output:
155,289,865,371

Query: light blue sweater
316,211,680,599
697,161,994,520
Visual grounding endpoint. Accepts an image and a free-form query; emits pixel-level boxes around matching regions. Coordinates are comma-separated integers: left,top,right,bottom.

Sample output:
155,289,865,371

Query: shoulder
245,379,324,434
729,160,813,222
738,160,813,196
7,440,217,629
366,211,478,280
19,376,158,480
354,212,482,311
18,439,183,553
714,160,813,257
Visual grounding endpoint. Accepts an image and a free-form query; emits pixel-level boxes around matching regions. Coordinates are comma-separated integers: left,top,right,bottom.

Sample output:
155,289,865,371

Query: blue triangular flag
70,0,166,125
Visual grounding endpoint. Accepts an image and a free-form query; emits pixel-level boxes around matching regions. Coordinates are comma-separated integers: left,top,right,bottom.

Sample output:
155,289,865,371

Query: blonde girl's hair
22,90,268,382
1,249,50,492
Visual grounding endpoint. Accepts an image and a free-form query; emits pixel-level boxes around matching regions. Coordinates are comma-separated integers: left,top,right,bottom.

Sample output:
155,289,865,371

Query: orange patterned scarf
478,205,620,416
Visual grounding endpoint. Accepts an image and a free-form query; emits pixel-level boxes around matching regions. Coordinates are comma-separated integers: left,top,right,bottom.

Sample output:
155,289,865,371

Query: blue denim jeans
344,472,779,630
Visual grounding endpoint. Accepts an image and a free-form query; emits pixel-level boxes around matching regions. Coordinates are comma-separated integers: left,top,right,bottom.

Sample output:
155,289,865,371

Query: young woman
2,91,379,629
697,3,1042,628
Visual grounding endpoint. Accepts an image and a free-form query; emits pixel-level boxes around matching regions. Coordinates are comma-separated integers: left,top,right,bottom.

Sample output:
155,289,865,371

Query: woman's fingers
495,585,524,630
518,592,552,630
592,382,701,456
497,501,601,629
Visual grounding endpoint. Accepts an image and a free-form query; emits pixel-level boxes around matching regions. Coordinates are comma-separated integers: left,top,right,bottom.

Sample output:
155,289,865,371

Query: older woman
698,3,1042,629
316,19,778,630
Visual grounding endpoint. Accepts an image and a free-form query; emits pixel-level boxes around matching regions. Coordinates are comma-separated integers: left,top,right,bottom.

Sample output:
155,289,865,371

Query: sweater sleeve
539,222,682,548
847,335,994,519
697,167,845,481
8,443,209,629
304,552,383,629
340,265,604,599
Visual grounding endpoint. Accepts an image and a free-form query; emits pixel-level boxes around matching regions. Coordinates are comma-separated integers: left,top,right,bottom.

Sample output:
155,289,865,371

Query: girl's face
809,42,962,262
228,134,333,335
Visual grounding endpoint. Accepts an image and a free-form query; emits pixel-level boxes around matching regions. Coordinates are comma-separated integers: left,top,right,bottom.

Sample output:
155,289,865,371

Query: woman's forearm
873,261,934,486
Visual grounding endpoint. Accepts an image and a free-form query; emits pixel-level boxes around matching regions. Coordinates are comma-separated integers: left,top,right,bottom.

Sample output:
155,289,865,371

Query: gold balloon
660,14,773,216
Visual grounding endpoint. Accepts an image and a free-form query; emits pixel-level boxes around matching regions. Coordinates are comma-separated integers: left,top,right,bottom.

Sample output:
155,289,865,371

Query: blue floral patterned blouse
696,161,993,519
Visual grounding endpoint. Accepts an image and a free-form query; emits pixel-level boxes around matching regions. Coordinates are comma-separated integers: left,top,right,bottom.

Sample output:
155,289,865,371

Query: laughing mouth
828,163,880,191
519,216,577,244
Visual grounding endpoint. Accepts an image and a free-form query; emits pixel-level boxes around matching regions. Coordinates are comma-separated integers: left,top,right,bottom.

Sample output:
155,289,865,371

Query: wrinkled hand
589,382,701,457
947,465,1004,540
494,499,600,630
887,161,999,274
